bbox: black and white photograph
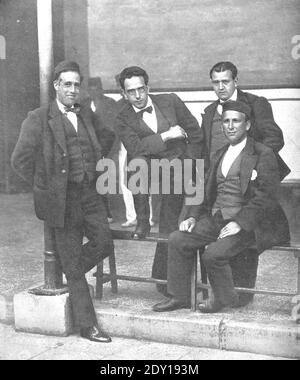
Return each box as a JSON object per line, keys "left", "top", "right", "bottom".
{"left": 0, "top": 0, "right": 299, "bottom": 362}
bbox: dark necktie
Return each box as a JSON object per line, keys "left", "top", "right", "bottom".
{"left": 64, "top": 103, "right": 81, "bottom": 115}
{"left": 138, "top": 106, "right": 153, "bottom": 117}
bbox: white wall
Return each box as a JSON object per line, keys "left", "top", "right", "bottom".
{"left": 108, "top": 88, "right": 300, "bottom": 180}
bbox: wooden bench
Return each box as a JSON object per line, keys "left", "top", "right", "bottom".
{"left": 95, "top": 229, "right": 208, "bottom": 307}
{"left": 95, "top": 229, "right": 300, "bottom": 314}
{"left": 191, "top": 243, "right": 300, "bottom": 311}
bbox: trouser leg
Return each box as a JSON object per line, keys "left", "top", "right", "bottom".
{"left": 54, "top": 183, "right": 114, "bottom": 329}
{"left": 101, "top": 194, "right": 112, "bottom": 219}
{"left": 202, "top": 231, "right": 255, "bottom": 305}
{"left": 167, "top": 215, "right": 223, "bottom": 300}
{"left": 54, "top": 225, "right": 98, "bottom": 329}
{"left": 230, "top": 248, "right": 259, "bottom": 305}
{"left": 133, "top": 193, "right": 150, "bottom": 224}
{"left": 81, "top": 185, "right": 114, "bottom": 273}
{"left": 151, "top": 193, "right": 184, "bottom": 279}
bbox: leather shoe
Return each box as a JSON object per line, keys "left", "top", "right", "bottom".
{"left": 132, "top": 222, "right": 151, "bottom": 239}
{"left": 80, "top": 325, "right": 112, "bottom": 343}
{"left": 198, "top": 296, "right": 239, "bottom": 314}
{"left": 198, "top": 298, "right": 224, "bottom": 314}
{"left": 153, "top": 297, "right": 190, "bottom": 312}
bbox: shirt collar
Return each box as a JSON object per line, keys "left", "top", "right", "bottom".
{"left": 220, "top": 89, "right": 238, "bottom": 104}
{"left": 227, "top": 137, "right": 247, "bottom": 153}
{"left": 56, "top": 99, "right": 67, "bottom": 114}
{"left": 133, "top": 97, "right": 153, "bottom": 114}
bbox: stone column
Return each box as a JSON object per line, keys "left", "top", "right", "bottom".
{"left": 37, "top": 0, "right": 53, "bottom": 106}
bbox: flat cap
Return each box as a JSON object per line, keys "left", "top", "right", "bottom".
{"left": 54, "top": 60, "right": 81, "bottom": 80}
{"left": 88, "top": 77, "right": 103, "bottom": 87}
{"left": 222, "top": 100, "right": 251, "bottom": 119}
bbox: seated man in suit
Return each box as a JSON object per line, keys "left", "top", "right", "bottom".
{"left": 114, "top": 66, "right": 204, "bottom": 285}
{"left": 153, "top": 100, "right": 290, "bottom": 313}
{"left": 203, "top": 61, "right": 291, "bottom": 306}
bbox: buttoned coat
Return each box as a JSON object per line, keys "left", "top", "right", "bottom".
{"left": 185, "top": 137, "right": 290, "bottom": 253}
{"left": 11, "top": 101, "right": 114, "bottom": 228}
{"left": 201, "top": 88, "right": 290, "bottom": 180}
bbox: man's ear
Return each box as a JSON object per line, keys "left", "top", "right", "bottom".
{"left": 246, "top": 120, "right": 251, "bottom": 131}
{"left": 53, "top": 80, "right": 59, "bottom": 91}
{"left": 122, "top": 89, "right": 128, "bottom": 101}
{"left": 234, "top": 76, "right": 238, "bottom": 87}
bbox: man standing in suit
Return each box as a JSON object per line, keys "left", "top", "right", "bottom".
{"left": 153, "top": 101, "right": 290, "bottom": 313}
{"left": 114, "top": 66, "right": 204, "bottom": 287}
{"left": 202, "top": 61, "right": 290, "bottom": 306}
{"left": 11, "top": 61, "right": 114, "bottom": 343}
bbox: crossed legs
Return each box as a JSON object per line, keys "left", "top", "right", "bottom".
{"left": 153, "top": 212, "right": 255, "bottom": 312}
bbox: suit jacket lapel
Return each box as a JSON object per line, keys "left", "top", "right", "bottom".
{"left": 48, "top": 101, "right": 67, "bottom": 154}
{"left": 202, "top": 101, "right": 218, "bottom": 153}
{"left": 150, "top": 95, "right": 173, "bottom": 130}
{"left": 79, "top": 107, "right": 103, "bottom": 160}
{"left": 240, "top": 138, "right": 258, "bottom": 195}
{"left": 124, "top": 102, "right": 156, "bottom": 135}
{"left": 206, "top": 144, "right": 229, "bottom": 205}
{"left": 237, "top": 89, "right": 250, "bottom": 105}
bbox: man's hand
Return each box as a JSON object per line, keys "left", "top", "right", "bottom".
{"left": 179, "top": 217, "right": 196, "bottom": 233}
{"left": 218, "top": 221, "right": 241, "bottom": 239}
{"left": 161, "top": 125, "right": 188, "bottom": 142}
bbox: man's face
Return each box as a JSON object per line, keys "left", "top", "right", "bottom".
{"left": 222, "top": 110, "right": 250, "bottom": 145}
{"left": 54, "top": 71, "right": 81, "bottom": 107}
{"left": 211, "top": 70, "right": 237, "bottom": 101}
{"left": 122, "top": 76, "right": 149, "bottom": 109}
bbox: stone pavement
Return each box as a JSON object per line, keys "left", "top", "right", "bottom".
{"left": 0, "top": 324, "right": 292, "bottom": 360}
{"left": 0, "top": 193, "right": 300, "bottom": 360}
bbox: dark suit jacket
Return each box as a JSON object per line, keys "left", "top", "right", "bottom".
{"left": 185, "top": 137, "right": 290, "bottom": 253}
{"left": 114, "top": 93, "right": 204, "bottom": 161}
{"left": 201, "top": 88, "right": 290, "bottom": 180}
{"left": 11, "top": 101, "right": 114, "bottom": 228}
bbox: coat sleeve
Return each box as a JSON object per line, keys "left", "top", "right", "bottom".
{"left": 114, "top": 113, "right": 167, "bottom": 158}
{"left": 234, "top": 149, "right": 281, "bottom": 232}
{"left": 251, "top": 96, "right": 284, "bottom": 153}
{"left": 172, "top": 93, "right": 205, "bottom": 159}
{"left": 11, "top": 111, "right": 42, "bottom": 186}
{"left": 92, "top": 111, "right": 116, "bottom": 158}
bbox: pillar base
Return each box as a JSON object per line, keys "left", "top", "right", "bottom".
{"left": 14, "top": 291, "right": 73, "bottom": 336}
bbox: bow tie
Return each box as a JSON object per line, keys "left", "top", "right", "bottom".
{"left": 64, "top": 104, "right": 81, "bottom": 115}
{"left": 217, "top": 102, "right": 223, "bottom": 115}
{"left": 138, "top": 106, "right": 153, "bottom": 116}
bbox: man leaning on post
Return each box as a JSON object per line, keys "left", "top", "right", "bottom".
{"left": 11, "top": 60, "right": 115, "bottom": 343}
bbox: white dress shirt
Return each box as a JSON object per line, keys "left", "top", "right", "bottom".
{"left": 221, "top": 137, "right": 247, "bottom": 177}
{"left": 217, "top": 89, "right": 238, "bottom": 115}
{"left": 57, "top": 99, "right": 78, "bottom": 132}
{"left": 90, "top": 100, "right": 96, "bottom": 113}
{"left": 133, "top": 98, "right": 158, "bottom": 133}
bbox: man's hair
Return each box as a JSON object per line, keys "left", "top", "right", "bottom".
{"left": 119, "top": 66, "right": 149, "bottom": 90}
{"left": 53, "top": 60, "right": 83, "bottom": 82}
{"left": 209, "top": 61, "right": 238, "bottom": 80}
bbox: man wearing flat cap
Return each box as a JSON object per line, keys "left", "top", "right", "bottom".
{"left": 11, "top": 60, "right": 115, "bottom": 342}
{"left": 152, "top": 100, "right": 290, "bottom": 313}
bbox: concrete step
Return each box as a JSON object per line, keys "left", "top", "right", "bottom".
{"left": 4, "top": 279, "right": 300, "bottom": 359}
